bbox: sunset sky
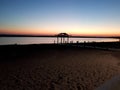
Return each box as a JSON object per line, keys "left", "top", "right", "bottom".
{"left": 0, "top": 0, "right": 120, "bottom": 36}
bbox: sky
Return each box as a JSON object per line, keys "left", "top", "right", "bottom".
{"left": 0, "top": 0, "right": 120, "bottom": 36}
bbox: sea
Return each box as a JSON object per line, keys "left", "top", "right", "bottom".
{"left": 0, "top": 37, "right": 119, "bottom": 45}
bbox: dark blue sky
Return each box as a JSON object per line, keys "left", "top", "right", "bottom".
{"left": 0, "top": 0, "right": 120, "bottom": 36}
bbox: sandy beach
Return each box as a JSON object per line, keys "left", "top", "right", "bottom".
{"left": 0, "top": 45, "right": 120, "bottom": 90}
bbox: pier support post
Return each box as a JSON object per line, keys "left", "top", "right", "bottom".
{"left": 57, "top": 33, "right": 69, "bottom": 44}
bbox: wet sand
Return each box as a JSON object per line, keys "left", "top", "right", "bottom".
{"left": 0, "top": 45, "right": 120, "bottom": 90}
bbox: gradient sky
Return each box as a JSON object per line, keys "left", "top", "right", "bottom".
{"left": 0, "top": 0, "right": 120, "bottom": 36}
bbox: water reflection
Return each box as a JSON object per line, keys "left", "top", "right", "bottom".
{"left": 0, "top": 37, "right": 119, "bottom": 45}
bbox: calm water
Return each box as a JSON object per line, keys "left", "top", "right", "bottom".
{"left": 0, "top": 37, "right": 119, "bottom": 45}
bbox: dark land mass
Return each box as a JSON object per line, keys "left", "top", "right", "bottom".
{"left": 0, "top": 42, "right": 120, "bottom": 90}
{"left": 0, "top": 34, "right": 120, "bottom": 39}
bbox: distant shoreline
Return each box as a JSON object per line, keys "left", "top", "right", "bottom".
{"left": 0, "top": 34, "right": 120, "bottom": 38}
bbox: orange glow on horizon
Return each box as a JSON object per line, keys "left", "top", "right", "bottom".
{"left": 1, "top": 28, "right": 120, "bottom": 37}
{"left": 0, "top": 24, "right": 120, "bottom": 37}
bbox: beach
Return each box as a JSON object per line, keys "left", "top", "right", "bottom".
{"left": 0, "top": 44, "right": 120, "bottom": 90}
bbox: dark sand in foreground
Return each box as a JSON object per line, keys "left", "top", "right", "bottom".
{"left": 0, "top": 45, "right": 120, "bottom": 90}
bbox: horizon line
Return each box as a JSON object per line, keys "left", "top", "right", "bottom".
{"left": 0, "top": 34, "right": 120, "bottom": 39}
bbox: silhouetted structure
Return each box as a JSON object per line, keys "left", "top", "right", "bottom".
{"left": 57, "top": 33, "right": 69, "bottom": 44}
